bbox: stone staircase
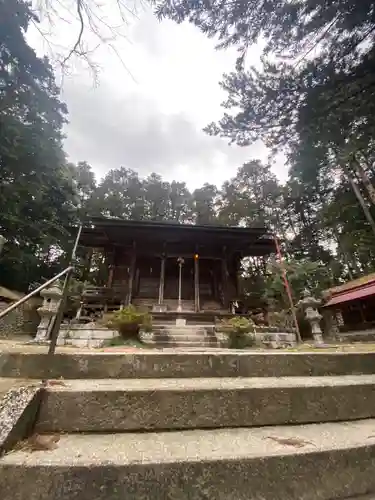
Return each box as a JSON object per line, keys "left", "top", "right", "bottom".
{"left": 163, "top": 298, "right": 195, "bottom": 311}
{"left": 143, "top": 322, "right": 218, "bottom": 347}
{"left": 2, "top": 350, "right": 375, "bottom": 498}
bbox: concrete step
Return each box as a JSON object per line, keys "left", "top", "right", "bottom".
{"left": 3, "top": 351, "right": 375, "bottom": 379}
{"left": 153, "top": 322, "right": 215, "bottom": 327}
{"left": 2, "top": 419, "right": 375, "bottom": 499}
{"left": 147, "top": 341, "right": 218, "bottom": 347}
{"left": 154, "top": 325, "right": 213, "bottom": 331}
{"left": 36, "top": 375, "right": 375, "bottom": 432}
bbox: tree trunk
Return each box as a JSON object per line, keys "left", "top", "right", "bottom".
{"left": 352, "top": 155, "right": 375, "bottom": 205}
{"left": 332, "top": 229, "right": 355, "bottom": 280}
{"left": 347, "top": 172, "right": 375, "bottom": 238}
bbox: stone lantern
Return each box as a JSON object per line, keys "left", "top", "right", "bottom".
{"left": 297, "top": 289, "right": 324, "bottom": 346}
{"left": 35, "top": 281, "right": 63, "bottom": 342}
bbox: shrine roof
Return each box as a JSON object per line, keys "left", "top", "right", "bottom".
{"left": 323, "top": 272, "right": 375, "bottom": 307}
{"left": 76, "top": 217, "right": 275, "bottom": 257}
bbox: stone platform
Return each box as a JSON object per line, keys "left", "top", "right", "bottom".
{"left": 2, "top": 351, "right": 375, "bottom": 378}
{"left": 2, "top": 350, "right": 375, "bottom": 499}
{"left": 36, "top": 319, "right": 297, "bottom": 349}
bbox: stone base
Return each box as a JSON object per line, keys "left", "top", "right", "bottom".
{"left": 152, "top": 305, "right": 168, "bottom": 313}
{"left": 215, "top": 329, "right": 297, "bottom": 349}
{"left": 35, "top": 324, "right": 119, "bottom": 348}
{"left": 255, "top": 331, "right": 297, "bottom": 349}
{"left": 58, "top": 324, "right": 118, "bottom": 348}
{"left": 338, "top": 328, "right": 375, "bottom": 343}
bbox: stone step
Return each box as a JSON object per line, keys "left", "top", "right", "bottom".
{"left": 152, "top": 321, "right": 215, "bottom": 327}
{"left": 2, "top": 419, "right": 375, "bottom": 499}
{"left": 145, "top": 341, "right": 218, "bottom": 348}
{"left": 156, "top": 327, "right": 206, "bottom": 334}
{"left": 148, "top": 341, "right": 217, "bottom": 347}
{"left": 3, "top": 351, "right": 375, "bottom": 379}
{"left": 36, "top": 375, "right": 375, "bottom": 432}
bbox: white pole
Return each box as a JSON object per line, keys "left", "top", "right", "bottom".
{"left": 177, "top": 257, "right": 183, "bottom": 312}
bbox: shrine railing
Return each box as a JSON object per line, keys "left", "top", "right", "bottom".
{"left": 0, "top": 266, "right": 72, "bottom": 354}
{"left": 0, "top": 267, "right": 72, "bottom": 322}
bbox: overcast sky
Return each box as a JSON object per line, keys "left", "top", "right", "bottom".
{"left": 29, "top": 1, "right": 287, "bottom": 189}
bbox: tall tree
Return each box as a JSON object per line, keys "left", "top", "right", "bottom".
{"left": 0, "top": 0, "right": 76, "bottom": 291}
{"left": 192, "top": 183, "right": 219, "bottom": 225}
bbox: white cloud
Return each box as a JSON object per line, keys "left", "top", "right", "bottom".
{"left": 29, "top": 1, "right": 288, "bottom": 189}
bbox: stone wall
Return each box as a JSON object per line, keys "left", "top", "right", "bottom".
{"left": 0, "top": 301, "right": 39, "bottom": 338}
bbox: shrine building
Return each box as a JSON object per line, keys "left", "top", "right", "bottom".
{"left": 77, "top": 217, "right": 275, "bottom": 319}
{"left": 322, "top": 273, "right": 375, "bottom": 340}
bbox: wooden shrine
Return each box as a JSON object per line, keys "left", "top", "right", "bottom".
{"left": 76, "top": 218, "right": 275, "bottom": 319}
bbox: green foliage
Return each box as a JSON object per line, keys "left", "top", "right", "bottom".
{"left": 102, "top": 306, "right": 152, "bottom": 339}
{"left": 267, "top": 311, "right": 295, "bottom": 331}
{"left": 153, "top": 0, "right": 375, "bottom": 281}
{"left": 0, "top": 0, "right": 76, "bottom": 291}
{"left": 4, "top": 0, "right": 375, "bottom": 312}
{"left": 218, "top": 316, "right": 255, "bottom": 349}
{"left": 264, "top": 258, "right": 333, "bottom": 307}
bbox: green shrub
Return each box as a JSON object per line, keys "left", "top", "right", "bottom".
{"left": 217, "top": 316, "right": 255, "bottom": 349}
{"left": 101, "top": 305, "right": 152, "bottom": 340}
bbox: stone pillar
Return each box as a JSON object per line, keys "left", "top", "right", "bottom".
{"left": 35, "top": 282, "right": 63, "bottom": 342}
{"left": 194, "top": 254, "right": 200, "bottom": 312}
{"left": 297, "top": 289, "right": 324, "bottom": 346}
{"left": 321, "top": 308, "right": 339, "bottom": 339}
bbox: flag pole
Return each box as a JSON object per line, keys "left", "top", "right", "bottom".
{"left": 273, "top": 235, "right": 302, "bottom": 343}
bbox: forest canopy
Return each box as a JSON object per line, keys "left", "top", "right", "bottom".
{"left": 1, "top": 0, "right": 375, "bottom": 309}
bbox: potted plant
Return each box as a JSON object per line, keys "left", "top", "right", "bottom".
{"left": 216, "top": 316, "right": 255, "bottom": 349}
{"left": 101, "top": 305, "right": 152, "bottom": 340}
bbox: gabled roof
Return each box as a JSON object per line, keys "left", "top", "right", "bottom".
{"left": 76, "top": 217, "right": 275, "bottom": 257}
{"left": 323, "top": 273, "right": 375, "bottom": 307}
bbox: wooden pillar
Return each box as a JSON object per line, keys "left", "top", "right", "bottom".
{"left": 222, "top": 247, "right": 229, "bottom": 310}
{"left": 194, "top": 254, "right": 200, "bottom": 312}
{"left": 127, "top": 242, "right": 136, "bottom": 305}
{"left": 106, "top": 248, "right": 116, "bottom": 288}
{"left": 105, "top": 249, "right": 115, "bottom": 313}
{"left": 358, "top": 301, "right": 366, "bottom": 324}
{"left": 158, "top": 255, "right": 166, "bottom": 305}
{"left": 212, "top": 262, "right": 218, "bottom": 301}
{"left": 82, "top": 248, "right": 93, "bottom": 284}
{"left": 234, "top": 254, "right": 241, "bottom": 297}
